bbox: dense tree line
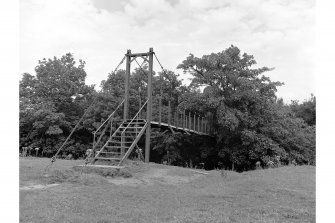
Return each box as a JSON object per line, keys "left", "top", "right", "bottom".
{"left": 19, "top": 46, "right": 315, "bottom": 171}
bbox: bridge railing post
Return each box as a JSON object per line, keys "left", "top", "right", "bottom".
{"left": 193, "top": 114, "right": 196, "bottom": 132}
{"left": 185, "top": 111, "right": 187, "bottom": 130}
{"left": 183, "top": 110, "right": 186, "bottom": 130}
{"left": 159, "top": 94, "right": 162, "bottom": 126}
{"left": 198, "top": 116, "right": 200, "bottom": 133}
{"left": 173, "top": 111, "right": 178, "bottom": 130}
{"left": 188, "top": 112, "right": 190, "bottom": 130}
{"left": 184, "top": 111, "right": 186, "bottom": 129}
{"left": 168, "top": 101, "right": 171, "bottom": 127}
{"left": 177, "top": 111, "right": 179, "bottom": 129}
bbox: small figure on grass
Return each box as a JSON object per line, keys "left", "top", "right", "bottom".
{"left": 22, "top": 147, "right": 28, "bottom": 157}
{"left": 292, "top": 159, "right": 297, "bottom": 166}
{"left": 136, "top": 148, "right": 144, "bottom": 161}
{"left": 27, "top": 146, "right": 33, "bottom": 156}
{"left": 35, "top": 147, "right": 40, "bottom": 157}
{"left": 274, "top": 155, "right": 281, "bottom": 167}
{"left": 267, "top": 160, "right": 275, "bottom": 168}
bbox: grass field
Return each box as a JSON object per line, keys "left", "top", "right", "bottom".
{"left": 19, "top": 157, "right": 315, "bottom": 223}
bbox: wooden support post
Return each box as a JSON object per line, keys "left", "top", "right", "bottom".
{"left": 124, "top": 49, "right": 131, "bottom": 120}
{"left": 168, "top": 101, "right": 171, "bottom": 127}
{"left": 201, "top": 117, "right": 203, "bottom": 133}
{"left": 205, "top": 121, "right": 207, "bottom": 134}
{"left": 145, "top": 48, "right": 154, "bottom": 163}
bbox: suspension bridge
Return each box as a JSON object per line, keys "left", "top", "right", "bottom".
{"left": 48, "top": 48, "right": 214, "bottom": 170}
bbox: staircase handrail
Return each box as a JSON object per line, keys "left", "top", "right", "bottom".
{"left": 121, "top": 99, "right": 149, "bottom": 135}
{"left": 94, "top": 98, "right": 125, "bottom": 134}
{"left": 92, "top": 99, "right": 125, "bottom": 152}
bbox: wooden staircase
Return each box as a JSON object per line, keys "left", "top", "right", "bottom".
{"left": 89, "top": 99, "right": 149, "bottom": 167}
{"left": 91, "top": 119, "right": 147, "bottom": 166}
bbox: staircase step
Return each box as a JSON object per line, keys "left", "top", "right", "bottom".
{"left": 109, "top": 140, "right": 134, "bottom": 143}
{"left": 95, "top": 157, "right": 121, "bottom": 161}
{"left": 118, "top": 127, "right": 143, "bottom": 129}
{"left": 122, "top": 122, "right": 146, "bottom": 125}
{"left": 112, "top": 135, "right": 136, "bottom": 137}
{"left": 105, "top": 145, "right": 128, "bottom": 149}
{"left": 108, "top": 140, "right": 133, "bottom": 143}
{"left": 114, "top": 132, "right": 140, "bottom": 134}
{"left": 125, "top": 119, "right": 146, "bottom": 121}
{"left": 98, "top": 151, "right": 121, "bottom": 155}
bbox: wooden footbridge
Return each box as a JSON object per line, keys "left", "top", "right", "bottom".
{"left": 86, "top": 48, "right": 214, "bottom": 167}
{"left": 48, "top": 48, "right": 213, "bottom": 169}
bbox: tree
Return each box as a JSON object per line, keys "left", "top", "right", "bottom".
{"left": 290, "top": 94, "right": 316, "bottom": 126}
{"left": 177, "top": 45, "right": 314, "bottom": 170}
{"left": 19, "top": 53, "right": 95, "bottom": 157}
{"left": 19, "top": 47, "right": 315, "bottom": 169}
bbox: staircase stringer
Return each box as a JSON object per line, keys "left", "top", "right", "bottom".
{"left": 91, "top": 120, "right": 127, "bottom": 164}
{"left": 118, "top": 122, "right": 148, "bottom": 166}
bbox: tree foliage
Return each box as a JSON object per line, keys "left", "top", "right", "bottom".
{"left": 290, "top": 94, "right": 316, "bottom": 126}
{"left": 177, "top": 45, "right": 315, "bottom": 170}
{"left": 19, "top": 53, "right": 95, "bottom": 157}
{"left": 19, "top": 47, "right": 315, "bottom": 171}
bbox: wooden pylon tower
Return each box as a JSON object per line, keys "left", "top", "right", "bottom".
{"left": 123, "top": 48, "right": 154, "bottom": 163}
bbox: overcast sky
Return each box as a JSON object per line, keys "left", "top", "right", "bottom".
{"left": 20, "top": 0, "right": 315, "bottom": 102}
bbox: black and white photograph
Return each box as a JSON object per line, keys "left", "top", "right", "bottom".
{"left": 4, "top": 0, "right": 335, "bottom": 222}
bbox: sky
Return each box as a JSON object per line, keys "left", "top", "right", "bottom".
{"left": 19, "top": 0, "right": 315, "bottom": 103}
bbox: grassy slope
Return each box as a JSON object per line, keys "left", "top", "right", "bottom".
{"left": 20, "top": 158, "right": 315, "bottom": 223}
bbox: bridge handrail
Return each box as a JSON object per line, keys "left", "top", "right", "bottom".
{"left": 92, "top": 99, "right": 125, "bottom": 150}
{"left": 121, "top": 99, "right": 149, "bottom": 135}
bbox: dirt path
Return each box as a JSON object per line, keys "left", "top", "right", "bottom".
{"left": 20, "top": 183, "right": 60, "bottom": 191}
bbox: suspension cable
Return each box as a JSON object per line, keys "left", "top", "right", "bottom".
{"left": 134, "top": 57, "right": 148, "bottom": 76}
{"left": 44, "top": 55, "right": 126, "bottom": 171}
{"left": 153, "top": 53, "right": 169, "bottom": 76}
{"left": 46, "top": 102, "right": 96, "bottom": 164}
{"left": 112, "top": 56, "right": 126, "bottom": 75}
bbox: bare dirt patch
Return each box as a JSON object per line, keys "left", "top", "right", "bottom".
{"left": 107, "top": 164, "right": 207, "bottom": 186}
{"left": 20, "top": 183, "right": 60, "bottom": 191}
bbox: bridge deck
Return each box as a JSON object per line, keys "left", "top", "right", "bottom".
{"left": 150, "top": 121, "right": 211, "bottom": 136}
